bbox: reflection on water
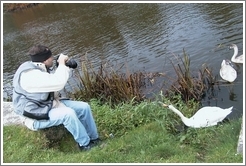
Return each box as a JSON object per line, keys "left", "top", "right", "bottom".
{"left": 229, "top": 90, "right": 237, "bottom": 101}
{"left": 2, "top": 3, "right": 244, "bottom": 119}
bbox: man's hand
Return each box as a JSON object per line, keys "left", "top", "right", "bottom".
{"left": 57, "top": 53, "right": 68, "bottom": 66}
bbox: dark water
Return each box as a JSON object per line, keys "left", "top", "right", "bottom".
{"left": 2, "top": 3, "right": 244, "bottom": 119}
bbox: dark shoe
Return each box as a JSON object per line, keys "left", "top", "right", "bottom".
{"left": 78, "top": 139, "right": 100, "bottom": 151}
{"left": 78, "top": 143, "right": 92, "bottom": 151}
{"left": 90, "top": 138, "right": 101, "bottom": 145}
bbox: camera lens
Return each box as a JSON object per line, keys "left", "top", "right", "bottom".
{"left": 55, "top": 55, "right": 77, "bottom": 69}
{"left": 65, "top": 59, "right": 77, "bottom": 69}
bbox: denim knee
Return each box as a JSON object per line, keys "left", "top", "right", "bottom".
{"left": 62, "top": 108, "right": 78, "bottom": 122}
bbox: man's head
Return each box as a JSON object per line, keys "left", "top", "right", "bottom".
{"left": 28, "top": 45, "right": 54, "bottom": 68}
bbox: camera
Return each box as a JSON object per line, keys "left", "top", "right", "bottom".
{"left": 56, "top": 54, "right": 77, "bottom": 69}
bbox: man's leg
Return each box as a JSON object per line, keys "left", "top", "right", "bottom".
{"left": 60, "top": 99, "right": 99, "bottom": 140}
{"left": 32, "top": 106, "right": 90, "bottom": 147}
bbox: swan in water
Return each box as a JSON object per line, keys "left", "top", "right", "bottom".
{"left": 220, "top": 59, "right": 237, "bottom": 82}
{"left": 229, "top": 44, "right": 243, "bottom": 64}
{"left": 160, "top": 102, "right": 233, "bottom": 128}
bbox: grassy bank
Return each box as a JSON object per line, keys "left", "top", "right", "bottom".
{"left": 3, "top": 98, "right": 243, "bottom": 163}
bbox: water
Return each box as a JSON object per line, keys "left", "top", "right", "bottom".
{"left": 2, "top": 3, "right": 244, "bottom": 119}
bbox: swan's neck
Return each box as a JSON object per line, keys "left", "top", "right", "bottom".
{"left": 168, "top": 105, "right": 189, "bottom": 122}
{"left": 231, "top": 46, "right": 238, "bottom": 61}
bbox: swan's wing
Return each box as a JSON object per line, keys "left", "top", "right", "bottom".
{"left": 193, "top": 107, "right": 232, "bottom": 117}
{"left": 190, "top": 107, "right": 232, "bottom": 127}
{"left": 235, "top": 55, "right": 244, "bottom": 63}
{"left": 220, "top": 64, "right": 237, "bottom": 82}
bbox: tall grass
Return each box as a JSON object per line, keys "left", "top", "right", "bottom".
{"left": 69, "top": 54, "right": 152, "bottom": 105}
{"left": 68, "top": 50, "right": 218, "bottom": 107}
{"left": 165, "top": 49, "right": 218, "bottom": 103}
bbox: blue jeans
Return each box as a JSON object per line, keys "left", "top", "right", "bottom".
{"left": 33, "top": 99, "right": 99, "bottom": 146}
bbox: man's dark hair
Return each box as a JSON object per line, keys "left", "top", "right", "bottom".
{"left": 28, "top": 45, "right": 52, "bottom": 62}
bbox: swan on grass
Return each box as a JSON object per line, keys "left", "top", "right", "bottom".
{"left": 220, "top": 59, "right": 237, "bottom": 82}
{"left": 160, "top": 102, "right": 233, "bottom": 128}
{"left": 229, "top": 44, "right": 243, "bottom": 64}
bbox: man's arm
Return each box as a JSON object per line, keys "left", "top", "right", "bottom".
{"left": 20, "top": 64, "right": 70, "bottom": 93}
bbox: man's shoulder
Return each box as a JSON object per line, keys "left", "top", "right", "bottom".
{"left": 19, "top": 61, "right": 45, "bottom": 71}
{"left": 19, "top": 61, "right": 34, "bottom": 68}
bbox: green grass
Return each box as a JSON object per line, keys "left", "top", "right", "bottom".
{"left": 3, "top": 99, "right": 243, "bottom": 163}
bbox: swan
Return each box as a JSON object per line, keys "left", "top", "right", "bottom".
{"left": 229, "top": 44, "right": 243, "bottom": 64}
{"left": 219, "top": 59, "right": 237, "bottom": 82}
{"left": 160, "top": 102, "right": 233, "bottom": 128}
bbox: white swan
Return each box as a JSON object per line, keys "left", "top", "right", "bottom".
{"left": 229, "top": 44, "right": 243, "bottom": 64}
{"left": 220, "top": 59, "right": 237, "bottom": 82}
{"left": 160, "top": 103, "right": 233, "bottom": 128}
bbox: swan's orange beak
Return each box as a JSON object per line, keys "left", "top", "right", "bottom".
{"left": 158, "top": 101, "right": 168, "bottom": 107}
{"left": 162, "top": 103, "right": 168, "bottom": 107}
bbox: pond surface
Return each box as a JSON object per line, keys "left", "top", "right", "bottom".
{"left": 2, "top": 3, "right": 244, "bottom": 119}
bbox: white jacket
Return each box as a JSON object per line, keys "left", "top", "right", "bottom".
{"left": 20, "top": 62, "right": 71, "bottom": 108}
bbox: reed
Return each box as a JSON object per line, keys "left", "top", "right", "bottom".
{"left": 71, "top": 54, "right": 147, "bottom": 105}
{"left": 69, "top": 50, "right": 218, "bottom": 105}
{"left": 164, "top": 49, "right": 217, "bottom": 103}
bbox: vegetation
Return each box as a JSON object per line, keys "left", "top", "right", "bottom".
{"left": 165, "top": 49, "right": 218, "bottom": 103}
{"left": 65, "top": 50, "right": 217, "bottom": 106}
{"left": 68, "top": 54, "right": 148, "bottom": 104}
{"left": 3, "top": 3, "right": 39, "bottom": 12}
